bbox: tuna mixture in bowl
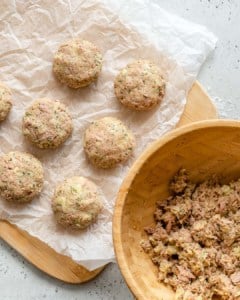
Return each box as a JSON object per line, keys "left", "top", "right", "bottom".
{"left": 113, "top": 120, "right": 240, "bottom": 300}
{"left": 141, "top": 169, "right": 240, "bottom": 300}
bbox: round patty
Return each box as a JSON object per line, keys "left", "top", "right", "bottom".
{"left": 22, "top": 98, "right": 73, "bottom": 149}
{"left": 53, "top": 38, "right": 103, "bottom": 88}
{"left": 0, "top": 81, "right": 12, "bottom": 122}
{"left": 52, "top": 176, "right": 103, "bottom": 230}
{"left": 0, "top": 151, "right": 44, "bottom": 203}
{"left": 114, "top": 60, "right": 165, "bottom": 111}
{"left": 83, "top": 117, "right": 135, "bottom": 169}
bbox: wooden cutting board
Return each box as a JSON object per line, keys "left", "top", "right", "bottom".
{"left": 0, "top": 82, "right": 217, "bottom": 284}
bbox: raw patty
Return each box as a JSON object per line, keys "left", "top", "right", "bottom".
{"left": 53, "top": 38, "right": 103, "bottom": 88}
{"left": 141, "top": 169, "right": 240, "bottom": 300}
{"left": 52, "top": 176, "right": 103, "bottom": 230}
{"left": 0, "top": 81, "right": 12, "bottom": 122}
{"left": 83, "top": 117, "right": 135, "bottom": 169}
{"left": 114, "top": 60, "right": 165, "bottom": 111}
{"left": 0, "top": 151, "right": 44, "bottom": 203}
{"left": 22, "top": 98, "right": 73, "bottom": 149}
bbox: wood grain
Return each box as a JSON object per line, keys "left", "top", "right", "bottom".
{"left": 113, "top": 120, "right": 240, "bottom": 300}
{"left": 178, "top": 82, "right": 217, "bottom": 126}
{"left": 0, "top": 82, "right": 217, "bottom": 284}
{"left": 0, "top": 220, "right": 104, "bottom": 283}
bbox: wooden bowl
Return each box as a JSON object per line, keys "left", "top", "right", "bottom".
{"left": 113, "top": 119, "right": 240, "bottom": 300}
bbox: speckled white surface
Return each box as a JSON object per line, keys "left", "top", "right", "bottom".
{"left": 0, "top": 0, "right": 240, "bottom": 299}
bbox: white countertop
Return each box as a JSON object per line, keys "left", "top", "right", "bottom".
{"left": 1, "top": 0, "right": 240, "bottom": 299}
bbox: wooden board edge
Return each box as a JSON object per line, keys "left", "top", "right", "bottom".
{"left": 177, "top": 81, "right": 218, "bottom": 127}
{"left": 0, "top": 220, "right": 105, "bottom": 284}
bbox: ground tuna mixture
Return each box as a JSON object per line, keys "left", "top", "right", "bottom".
{"left": 141, "top": 169, "right": 240, "bottom": 300}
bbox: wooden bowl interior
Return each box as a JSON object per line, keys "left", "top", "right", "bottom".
{"left": 119, "top": 123, "right": 240, "bottom": 300}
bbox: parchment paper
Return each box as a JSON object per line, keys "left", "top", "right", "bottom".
{"left": 0, "top": 0, "right": 217, "bottom": 270}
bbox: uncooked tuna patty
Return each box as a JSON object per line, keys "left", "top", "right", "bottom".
{"left": 0, "top": 151, "right": 44, "bottom": 203}
{"left": 52, "top": 176, "right": 103, "bottom": 230}
{"left": 22, "top": 98, "right": 73, "bottom": 149}
{"left": 0, "top": 81, "right": 12, "bottom": 122}
{"left": 114, "top": 60, "right": 165, "bottom": 111}
{"left": 53, "top": 38, "right": 103, "bottom": 88}
{"left": 83, "top": 117, "right": 135, "bottom": 169}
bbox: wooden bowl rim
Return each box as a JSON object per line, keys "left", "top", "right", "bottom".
{"left": 113, "top": 119, "right": 240, "bottom": 299}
